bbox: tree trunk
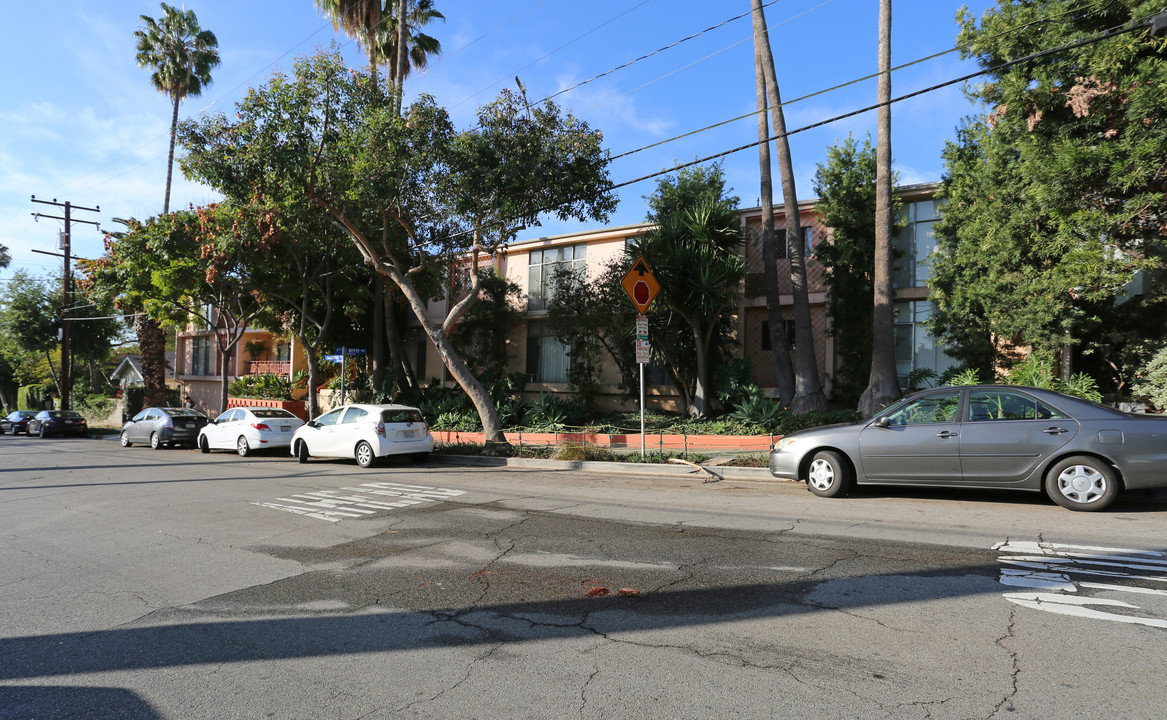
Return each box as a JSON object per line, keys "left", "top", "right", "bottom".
{"left": 751, "top": 21, "right": 796, "bottom": 407}
{"left": 378, "top": 264, "right": 507, "bottom": 446}
{"left": 385, "top": 289, "right": 417, "bottom": 390}
{"left": 218, "top": 346, "right": 232, "bottom": 415}
{"left": 302, "top": 339, "right": 323, "bottom": 418}
{"left": 136, "top": 314, "right": 169, "bottom": 407}
{"left": 751, "top": 0, "right": 827, "bottom": 414}
{"left": 371, "top": 275, "right": 386, "bottom": 395}
{"left": 859, "top": 0, "right": 903, "bottom": 417}
{"left": 394, "top": 0, "right": 408, "bottom": 114}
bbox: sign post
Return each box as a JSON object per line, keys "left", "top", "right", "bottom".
{"left": 326, "top": 347, "right": 366, "bottom": 405}
{"left": 621, "top": 257, "right": 661, "bottom": 457}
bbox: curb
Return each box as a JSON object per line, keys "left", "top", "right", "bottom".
{"left": 431, "top": 453, "right": 780, "bottom": 482}
{"left": 430, "top": 454, "right": 1167, "bottom": 503}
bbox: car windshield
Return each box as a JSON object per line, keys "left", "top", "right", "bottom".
{"left": 381, "top": 409, "right": 424, "bottom": 424}
{"left": 252, "top": 409, "right": 297, "bottom": 418}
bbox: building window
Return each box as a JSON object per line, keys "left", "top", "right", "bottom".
{"left": 527, "top": 245, "right": 586, "bottom": 312}
{"left": 191, "top": 336, "right": 212, "bottom": 376}
{"left": 777, "top": 226, "right": 814, "bottom": 259}
{"left": 893, "top": 199, "right": 939, "bottom": 288}
{"left": 893, "top": 301, "right": 958, "bottom": 385}
{"left": 525, "top": 321, "right": 570, "bottom": 383}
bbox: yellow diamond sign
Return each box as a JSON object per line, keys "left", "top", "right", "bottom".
{"left": 621, "top": 256, "right": 660, "bottom": 314}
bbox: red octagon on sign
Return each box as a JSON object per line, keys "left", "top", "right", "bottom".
{"left": 620, "top": 256, "right": 660, "bottom": 313}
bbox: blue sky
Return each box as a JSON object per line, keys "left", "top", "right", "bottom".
{"left": 0, "top": 0, "right": 997, "bottom": 286}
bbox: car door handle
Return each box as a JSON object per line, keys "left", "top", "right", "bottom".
{"left": 1043, "top": 427, "right": 1069, "bottom": 435}
{"left": 936, "top": 431, "right": 959, "bottom": 439}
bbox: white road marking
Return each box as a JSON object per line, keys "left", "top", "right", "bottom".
{"left": 995, "top": 541, "right": 1167, "bottom": 629}
{"left": 253, "top": 482, "right": 466, "bottom": 522}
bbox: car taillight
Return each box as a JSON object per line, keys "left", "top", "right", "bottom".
{"left": 375, "top": 421, "right": 386, "bottom": 437}
{"left": 163, "top": 420, "right": 173, "bottom": 430}
{"left": 252, "top": 423, "right": 271, "bottom": 432}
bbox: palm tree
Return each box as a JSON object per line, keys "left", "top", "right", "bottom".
{"left": 859, "top": 0, "right": 902, "bottom": 416}
{"left": 375, "top": 0, "right": 443, "bottom": 96}
{"left": 133, "top": 3, "right": 220, "bottom": 215}
{"left": 0, "top": 243, "right": 10, "bottom": 269}
{"left": 133, "top": 4, "right": 219, "bottom": 408}
{"left": 315, "top": 0, "right": 385, "bottom": 84}
{"left": 750, "top": 0, "right": 827, "bottom": 413}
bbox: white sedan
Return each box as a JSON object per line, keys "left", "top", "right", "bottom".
{"left": 198, "top": 407, "right": 305, "bottom": 456}
{"left": 291, "top": 403, "right": 434, "bottom": 468}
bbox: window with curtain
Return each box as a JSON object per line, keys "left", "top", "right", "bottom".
{"left": 527, "top": 245, "right": 587, "bottom": 311}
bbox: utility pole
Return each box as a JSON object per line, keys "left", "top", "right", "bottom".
{"left": 30, "top": 196, "right": 101, "bottom": 412}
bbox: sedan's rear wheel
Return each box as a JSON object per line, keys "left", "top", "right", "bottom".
{"left": 237, "top": 436, "right": 251, "bottom": 457}
{"left": 150, "top": 432, "right": 162, "bottom": 450}
{"left": 296, "top": 440, "right": 309, "bottom": 464}
{"left": 355, "top": 441, "right": 376, "bottom": 468}
{"left": 38, "top": 424, "right": 48, "bottom": 439}
{"left": 120, "top": 430, "right": 132, "bottom": 447}
{"left": 199, "top": 435, "right": 210, "bottom": 454}
{"left": 805, "top": 450, "right": 853, "bottom": 498}
{"left": 1045, "top": 455, "right": 1119, "bottom": 512}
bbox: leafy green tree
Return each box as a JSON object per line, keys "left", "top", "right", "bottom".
{"left": 634, "top": 166, "right": 744, "bottom": 417}
{"left": 0, "top": 243, "right": 10, "bottom": 268}
{"left": 85, "top": 206, "right": 270, "bottom": 413}
{"left": 545, "top": 257, "right": 639, "bottom": 407}
{"left": 1, "top": 271, "right": 122, "bottom": 401}
{"left": 930, "top": 1, "right": 1166, "bottom": 376}
{"left": 813, "top": 134, "right": 902, "bottom": 406}
{"left": 244, "top": 191, "right": 368, "bottom": 418}
{"left": 178, "top": 50, "right": 615, "bottom": 444}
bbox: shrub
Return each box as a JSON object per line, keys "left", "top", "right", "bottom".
{"left": 229, "top": 373, "right": 294, "bottom": 400}
{"left": 1131, "top": 346, "right": 1167, "bottom": 412}
{"left": 17, "top": 384, "right": 48, "bottom": 410}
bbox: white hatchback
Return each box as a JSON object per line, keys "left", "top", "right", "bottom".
{"left": 199, "top": 407, "right": 305, "bottom": 456}
{"left": 291, "top": 403, "right": 434, "bottom": 468}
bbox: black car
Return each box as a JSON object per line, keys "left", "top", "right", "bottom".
{"left": 0, "top": 410, "right": 38, "bottom": 435}
{"left": 28, "top": 410, "right": 89, "bottom": 438}
{"left": 120, "top": 407, "right": 208, "bottom": 449}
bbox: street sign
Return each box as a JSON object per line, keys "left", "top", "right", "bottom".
{"left": 324, "top": 355, "right": 343, "bottom": 362}
{"left": 635, "top": 338, "right": 651, "bottom": 364}
{"left": 335, "top": 347, "right": 366, "bottom": 356}
{"left": 621, "top": 256, "right": 660, "bottom": 314}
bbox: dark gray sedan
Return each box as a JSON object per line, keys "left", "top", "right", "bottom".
{"left": 120, "top": 407, "right": 208, "bottom": 449}
{"left": 769, "top": 385, "right": 1167, "bottom": 511}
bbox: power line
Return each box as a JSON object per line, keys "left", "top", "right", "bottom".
{"left": 609, "top": 12, "right": 1158, "bottom": 191}
{"left": 537, "top": 0, "right": 783, "bottom": 106}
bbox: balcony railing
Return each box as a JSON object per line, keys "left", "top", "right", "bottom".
{"left": 247, "top": 361, "right": 291, "bottom": 375}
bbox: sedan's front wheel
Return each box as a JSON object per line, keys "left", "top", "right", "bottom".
{"left": 150, "top": 432, "right": 163, "bottom": 450}
{"left": 120, "top": 431, "right": 132, "bottom": 447}
{"left": 355, "top": 441, "right": 376, "bottom": 468}
{"left": 805, "top": 450, "right": 853, "bottom": 498}
{"left": 1045, "top": 455, "right": 1120, "bottom": 512}
{"left": 199, "top": 435, "right": 210, "bottom": 454}
{"left": 296, "top": 441, "right": 309, "bottom": 464}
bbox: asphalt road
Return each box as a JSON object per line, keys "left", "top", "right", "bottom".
{"left": 2, "top": 434, "right": 1165, "bottom": 719}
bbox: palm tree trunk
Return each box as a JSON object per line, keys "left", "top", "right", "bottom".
{"left": 751, "top": 0, "right": 826, "bottom": 413}
{"left": 751, "top": 23, "right": 796, "bottom": 407}
{"left": 394, "top": 0, "right": 408, "bottom": 114}
{"left": 859, "top": 0, "right": 902, "bottom": 417}
{"left": 164, "top": 95, "right": 180, "bottom": 214}
{"left": 136, "top": 314, "right": 169, "bottom": 407}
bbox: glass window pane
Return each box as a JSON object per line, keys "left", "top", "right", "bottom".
{"left": 886, "top": 390, "right": 961, "bottom": 425}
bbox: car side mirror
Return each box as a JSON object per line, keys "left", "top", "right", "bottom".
{"left": 307, "top": 420, "right": 318, "bottom": 428}
{"left": 873, "top": 416, "right": 890, "bottom": 428}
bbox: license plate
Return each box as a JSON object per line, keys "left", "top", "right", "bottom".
{"left": 184, "top": 423, "right": 194, "bottom": 429}
{"left": 400, "top": 430, "right": 416, "bottom": 439}
{"left": 280, "top": 426, "right": 291, "bottom": 433}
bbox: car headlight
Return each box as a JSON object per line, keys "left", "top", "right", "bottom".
{"left": 774, "top": 436, "right": 799, "bottom": 452}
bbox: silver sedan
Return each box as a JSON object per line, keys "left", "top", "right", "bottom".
{"left": 769, "top": 384, "right": 1167, "bottom": 511}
